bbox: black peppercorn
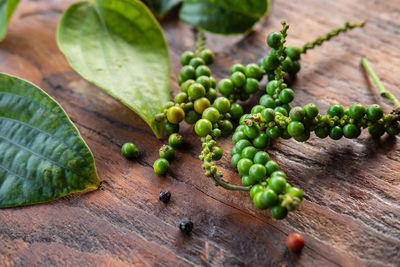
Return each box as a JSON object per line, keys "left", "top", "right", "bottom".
{"left": 159, "top": 189, "right": 171, "bottom": 203}
{"left": 179, "top": 218, "right": 193, "bottom": 234}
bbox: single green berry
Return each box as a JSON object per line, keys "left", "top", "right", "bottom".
{"left": 329, "top": 126, "right": 343, "bottom": 140}
{"left": 327, "top": 104, "right": 344, "bottom": 117}
{"left": 287, "top": 121, "right": 305, "bottom": 137}
{"left": 343, "top": 123, "right": 361, "bottom": 139}
{"left": 174, "top": 92, "right": 188, "bottom": 104}
{"left": 230, "top": 72, "right": 246, "bottom": 87}
{"left": 188, "top": 83, "right": 206, "bottom": 100}
{"left": 232, "top": 131, "right": 247, "bottom": 144}
{"left": 121, "top": 142, "right": 139, "bottom": 159}
{"left": 270, "top": 206, "right": 288, "bottom": 220}
{"left": 279, "top": 88, "right": 295, "bottom": 104}
{"left": 250, "top": 184, "right": 264, "bottom": 199}
{"left": 194, "top": 97, "right": 211, "bottom": 114}
{"left": 185, "top": 110, "right": 200, "bottom": 124}
{"left": 286, "top": 46, "right": 301, "bottom": 61}
{"left": 196, "top": 76, "right": 211, "bottom": 91}
{"left": 269, "top": 176, "right": 287, "bottom": 193}
{"left": 270, "top": 170, "right": 287, "bottom": 179}
{"left": 200, "top": 49, "right": 214, "bottom": 65}
{"left": 244, "top": 78, "right": 259, "bottom": 94}
{"left": 237, "top": 158, "right": 253, "bottom": 176}
{"left": 245, "top": 64, "right": 262, "bottom": 80}
{"left": 366, "top": 104, "right": 383, "bottom": 121}
{"left": 288, "top": 187, "right": 303, "bottom": 200}
{"left": 260, "top": 108, "right": 275, "bottom": 123}
{"left": 349, "top": 103, "right": 366, "bottom": 120}
{"left": 189, "top": 57, "right": 205, "bottom": 69}
{"left": 231, "top": 153, "right": 241, "bottom": 168}
{"left": 166, "top": 106, "right": 185, "bottom": 124}
{"left": 195, "top": 65, "right": 211, "bottom": 78}
{"left": 180, "top": 51, "right": 195, "bottom": 66}
{"left": 230, "top": 63, "right": 246, "bottom": 75}
{"left": 249, "top": 164, "right": 267, "bottom": 181}
{"left": 153, "top": 158, "right": 169, "bottom": 175}
{"left": 251, "top": 105, "right": 265, "bottom": 114}
{"left": 181, "top": 79, "right": 195, "bottom": 93}
{"left": 202, "top": 107, "right": 220, "bottom": 123}
{"left": 220, "top": 120, "right": 234, "bottom": 135}
{"left": 303, "top": 103, "right": 319, "bottom": 119}
{"left": 241, "top": 146, "right": 258, "bottom": 160}
{"left": 259, "top": 189, "right": 278, "bottom": 208}
{"left": 210, "top": 77, "right": 217, "bottom": 88}
{"left": 274, "top": 106, "right": 288, "bottom": 116}
{"left": 368, "top": 125, "right": 385, "bottom": 137}
{"left": 242, "top": 175, "right": 258, "bottom": 186}
{"left": 294, "top": 129, "right": 310, "bottom": 142}
{"left": 218, "top": 78, "right": 234, "bottom": 96}
{"left": 265, "top": 160, "right": 279, "bottom": 175}
{"left": 266, "top": 80, "right": 278, "bottom": 96}
{"left": 253, "top": 151, "right": 270, "bottom": 165}
{"left": 179, "top": 65, "right": 196, "bottom": 82}
{"left": 212, "top": 128, "right": 222, "bottom": 137}
{"left": 230, "top": 103, "right": 244, "bottom": 121}
{"left": 164, "top": 122, "right": 179, "bottom": 134}
{"left": 252, "top": 133, "right": 269, "bottom": 149}
{"left": 253, "top": 191, "right": 267, "bottom": 210}
{"left": 263, "top": 53, "right": 280, "bottom": 71}
{"left": 214, "top": 97, "right": 231, "bottom": 113}
{"left": 168, "top": 133, "right": 183, "bottom": 148}
{"left": 206, "top": 88, "right": 217, "bottom": 103}
{"left": 267, "top": 32, "right": 282, "bottom": 49}
{"left": 266, "top": 126, "right": 282, "bottom": 139}
{"left": 244, "top": 125, "right": 260, "bottom": 139}
{"left": 260, "top": 95, "right": 276, "bottom": 109}
{"left": 289, "top": 107, "right": 305, "bottom": 121}
{"left": 282, "top": 57, "right": 294, "bottom": 73}
{"left": 212, "top": 146, "right": 223, "bottom": 160}
{"left": 159, "top": 145, "right": 175, "bottom": 160}
{"left": 194, "top": 119, "right": 213, "bottom": 137}
{"left": 315, "top": 127, "right": 330, "bottom": 139}
{"left": 234, "top": 139, "right": 252, "bottom": 154}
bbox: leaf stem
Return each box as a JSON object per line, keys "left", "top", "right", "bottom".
{"left": 301, "top": 20, "right": 366, "bottom": 54}
{"left": 211, "top": 173, "right": 252, "bottom": 191}
{"left": 361, "top": 57, "right": 400, "bottom": 108}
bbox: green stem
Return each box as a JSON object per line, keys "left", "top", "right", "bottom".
{"left": 195, "top": 28, "right": 206, "bottom": 55}
{"left": 211, "top": 173, "right": 251, "bottom": 191}
{"left": 361, "top": 57, "right": 400, "bottom": 108}
{"left": 301, "top": 20, "right": 366, "bottom": 54}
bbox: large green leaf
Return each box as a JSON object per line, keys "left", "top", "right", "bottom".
{"left": 179, "top": 0, "right": 270, "bottom": 34}
{"left": 142, "top": 0, "right": 182, "bottom": 17}
{"left": 0, "top": 73, "right": 100, "bottom": 208}
{"left": 57, "top": 0, "right": 170, "bottom": 138}
{"left": 0, "top": 0, "right": 20, "bottom": 41}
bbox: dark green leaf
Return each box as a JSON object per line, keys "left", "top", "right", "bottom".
{"left": 57, "top": 0, "right": 171, "bottom": 138}
{"left": 0, "top": 73, "right": 100, "bottom": 208}
{"left": 179, "top": 0, "right": 270, "bottom": 34}
{"left": 0, "top": 0, "right": 20, "bottom": 41}
{"left": 142, "top": 0, "right": 182, "bottom": 17}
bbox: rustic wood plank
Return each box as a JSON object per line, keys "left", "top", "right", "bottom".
{"left": 0, "top": 0, "right": 399, "bottom": 266}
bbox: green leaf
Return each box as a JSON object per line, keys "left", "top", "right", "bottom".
{"left": 57, "top": 0, "right": 171, "bottom": 138}
{"left": 179, "top": 0, "right": 270, "bottom": 34}
{"left": 0, "top": 72, "right": 100, "bottom": 208}
{"left": 142, "top": 0, "right": 182, "bottom": 17}
{"left": 0, "top": 0, "right": 20, "bottom": 41}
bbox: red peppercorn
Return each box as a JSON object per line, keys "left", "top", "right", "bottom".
{"left": 286, "top": 232, "right": 305, "bottom": 252}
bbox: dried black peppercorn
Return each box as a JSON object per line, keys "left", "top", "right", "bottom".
{"left": 159, "top": 189, "right": 171, "bottom": 203}
{"left": 179, "top": 218, "right": 193, "bottom": 234}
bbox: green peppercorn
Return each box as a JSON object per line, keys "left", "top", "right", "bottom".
{"left": 245, "top": 64, "right": 262, "bottom": 80}
{"left": 260, "top": 108, "right": 275, "bottom": 123}
{"left": 271, "top": 170, "right": 287, "bottom": 179}
{"left": 286, "top": 46, "right": 301, "bottom": 61}
{"left": 168, "top": 133, "right": 183, "bottom": 148}
{"left": 202, "top": 107, "right": 220, "bottom": 123}
{"left": 266, "top": 80, "right": 278, "bottom": 96}
{"left": 368, "top": 125, "right": 385, "bottom": 137}
{"left": 194, "top": 119, "right": 213, "bottom": 137}
{"left": 232, "top": 131, "right": 247, "bottom": 144}
{"left": 294, "top": 129, "right": 310, "bottom": 142}
{"left": 282, "top": 57, "right": 294, "bottom": 73}
{"left": 234, "top": 139, "right": 252, "bottom": 154}
{"left": 315, "top": 126, "right": 330, "bottom": 139}
{"left": 241, "top": 146, "right": 258, "bottom": 160}
{"left": 263, "top": 53, "right": 280, "bottom": 71}
{"left": 121, "top": 142, "right": 139, "bottom": 159}
{"left": 181, "top": 79, "right": 195, "bottom": 93}
{"left": 287, "top": 121, "right": 305, "bottom": 137}
{"left": 250, "top": 184, "right": 264, "bottom": 199}
{"left": 220, "top": 120, "right": 234, "bottom": 135}
{"left": 267, "top": 32, "right": 282, "bottom": 49}
{"left": 212, "top": 146, "right": 223, "bottom": 160}
{"left": 274, "top": 106, "right": 288, "bottom": 116}
{"left": 366, "top": 104, "right": 383, "bottom": 121}
{"left": 189, "top": 57, "right": 205, "bottom": 68}
{"left": 279, "top": 88, "right": 294, "bottom": 104}
{"left": 188, "top": 83, "right": 206, "bottom": 100}
{"left": 214, "top": 97, "right": 231, "bottom": 113}
{"left": 266, "top": 126, "right": 282, "bottom": 139}
{"left": 289, "top": 107, "right": 305, "bottom": 121}
{"left": 218, "top": 78, "right": 234, "bottom": 96}
{"left": 230, "top": 72, "right": 246, "bottom": 87}
{"left": 329, "top": 126, "right": 343, "bottom": 140}
{"left": 258, "top": 189, "right": 278, "bottom": 209}
{"left": 244, "top": 78, "right": 259, "bottom": 94}
{"left": 230, "top": 103, "right": 244, "bottom": 121}
{"left": 303, "top": 103, "right": 319, "bottom": 119}
{"left": 343, "top": 123, "right": 361, "bottom": 139}
{"left": 231, "top": 153, "right": 241, "bottom": 168}
{"left": 179, "top": 65, "right": 196, "bottom": 81}
{"left": 265, "top": 160, "right": 279, "bottom": 175}
{"left": 252, "top": 133, "right": 269, "bottom": 149}
{"left": 196, "top": 76, "right": 211, "bottom": 91}
{"left": 327, "top": 104, "right": 344, "bottom": 117}
{"left": 249, "top": 164, "right": 267, "bottom": 181}
{"left": 269, "top": 176, "right": 287, "bottom": 193}
{"left": 288, "top": 187, "right": 303, "bottom": 200}
{"left": 166, "top": 106, "right": 185, "bottom": 124}
{"left": 253, "top": 151, "right": 270, "bottom": 165}
{"left": 212, "top": 128, "right": 222, "bottom": 137}
{"left": 386, "top": 123, "right": 400, "bottom": 135}
{"left": 237, "top": 158, "right": 253, "bottom": 176}
{"left": 159, "top": 145, "right": 175, "bottom": 160}
{"left": 230, "top": 63, "right": 246, "bottom": 75}
{"left": 260, "top": 95, "right": 276, "bottom": 109}
{"left": 195, "top": 65, "right": 211, "bottom": 78}
{"left": 270, "top": 205, "right": 288, "bottom": 219}
{"left": 194, "top": 97, "right": 211, "bottom": 114}
{"left": 242, "top": 175, "right": 258, "bottom": 186}
{"left": 174, "top": 92, "right": 188, "bottom": 104}
{"left": 244, "top": 125, "right": 260, "bottom": 139}
{"left": 153, "top": 158, "right": 169, "bottom": 175}
{"left": 184, "top": 110, "right": 200, "bottom": 124}
{"left": 180, "top": 51, "right": 194, "bottom": 66}
{"left": 200, "top": 49, "right": 214, "bottom": 65}
{"left": 349, "top": 103, "right": 366, "bottom": 120}
{"left": 164, "top": 122, "right": 179, "bottom": 134}
{"left": 251, "top": 105, "right": 265, "bottom": 114}
{"left": 206, "top": 88, "right": 217, "bottom": 103}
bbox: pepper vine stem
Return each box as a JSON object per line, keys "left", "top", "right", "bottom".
{"left": 195, "top": 28, "right": 206, "bottom": 55}
{"left": 301, "top": 20, "right": 366, "bottom": 54}
{"left": 361, "top": 57, "right": 400, "bottom": 109}
{"left": 211, "top": 173, "right": 252, "bottom": 191}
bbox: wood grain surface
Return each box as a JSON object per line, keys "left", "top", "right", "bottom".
{"left": 1, "top": 0, "right": 400, "bottom": 266}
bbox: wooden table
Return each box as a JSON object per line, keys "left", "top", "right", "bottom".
{"left": 1, "top": 0, "right": 399, "bottom": 266}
